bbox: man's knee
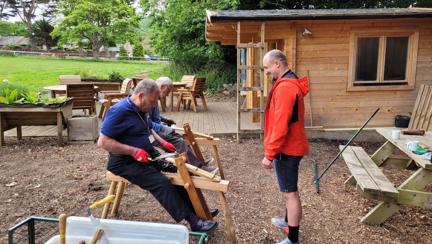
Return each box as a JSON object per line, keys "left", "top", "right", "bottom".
{"left": 282, "top": 191, "right": 299, "bottom": 201}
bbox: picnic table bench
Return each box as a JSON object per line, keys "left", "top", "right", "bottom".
{"left": 340, "top": 145, "right": 399, "bottom": 203}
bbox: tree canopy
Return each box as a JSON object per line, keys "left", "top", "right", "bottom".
{"left": 52, "top": 0, "right": 139, "bottom": 58}
{"left": 140, "top": 0, "right": 238, "bottom": 70}
{"left": 0, "top": 20, "right": 27, "bottom": 36}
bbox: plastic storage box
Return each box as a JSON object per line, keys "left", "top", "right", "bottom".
{"left": 45, "top": 216, "right": 189, "bottom": 244}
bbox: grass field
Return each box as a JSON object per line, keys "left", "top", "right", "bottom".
{"left": 0, "top": 55, "right": 169, "bottom": 91}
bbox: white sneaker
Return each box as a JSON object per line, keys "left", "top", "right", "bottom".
{"left": 271, "top": 217, "right": 288, "bottom": 229}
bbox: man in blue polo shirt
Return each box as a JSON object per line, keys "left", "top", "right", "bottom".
{"left": 97, "top": 78, "right": 217, "bottom": 232}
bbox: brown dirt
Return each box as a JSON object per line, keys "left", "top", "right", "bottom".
{"left": 1, "top": 136, "right": 431, "bottom": 243}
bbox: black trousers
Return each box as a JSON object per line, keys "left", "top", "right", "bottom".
{"left": 107, "top": 154, "right": 194, "bottom": 222}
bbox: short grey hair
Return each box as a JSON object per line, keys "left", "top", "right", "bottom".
{"left": 133, "top": 78, "right": 160, "bottom": 95}
{"left": 155, "top": 76, "right": 173, "bottom": 86}
{"left": 266, "top": 49, "right": 288, "bottom": 66}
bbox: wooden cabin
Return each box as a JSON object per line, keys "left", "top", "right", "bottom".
{"left": 205, "top": 8, "right": 432, "bottom": 129}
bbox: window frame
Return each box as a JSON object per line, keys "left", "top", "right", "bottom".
{"left": 347, "top": 28, "right": 419, "bottom": 91}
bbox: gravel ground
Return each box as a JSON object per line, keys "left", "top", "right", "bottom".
{"left": 0, "top": 136, "right": 431, "bottom": 243}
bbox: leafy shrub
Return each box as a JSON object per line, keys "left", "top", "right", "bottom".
{"left": 108, "top": 71, "right": 124, "bottom": 82}
{"left": 133, "top": 42, "right": 144, "bottom": 57}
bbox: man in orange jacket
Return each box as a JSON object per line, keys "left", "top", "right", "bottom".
{"left": 261, "top": 49, "right": 309, "bottom": 244}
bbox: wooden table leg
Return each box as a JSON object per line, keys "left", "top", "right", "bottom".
{"left": 361, "top": 168, "right": 432, "bottom": 224}
{"left": 51, "top": 90, "right": 56, "bottom": 98}
{"left": 371, "top": 141, "right": 396, "bottom": 166}
{"left": 57, "top": 112, "right": 63, "bottom": 146}
{"left": 0, "top": 113, "right": 4, "bottom": 146}
{"left": 170, "top": 90, "right": 174, "bottom": 112}
{"left": 16, "top": 126, "right": 22, "bottom": 141}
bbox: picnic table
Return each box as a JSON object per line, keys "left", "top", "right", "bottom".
{"left": 44, "top": 82, "right": 120, "bottom": 98}
{"left": 340, "top": 127, "right": 432, "bottom": 225}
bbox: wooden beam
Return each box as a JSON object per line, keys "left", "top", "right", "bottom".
{"left": 371, "top": 141, "right": 396, "bottom": 166}
{"left": 398, "top": 189, "right": 432, "bottom": 208}
{"left": 106, "top": 171, "right": 229, "bottom": 193}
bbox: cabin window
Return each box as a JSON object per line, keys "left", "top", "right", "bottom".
{"left": 348, "top": 30, "right": 418, "bottom": 91}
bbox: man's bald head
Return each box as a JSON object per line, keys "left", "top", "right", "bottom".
{"left": 263, "top": 49, "right": 289, "bottom": 80}
{"left": 264, "top": 49, "right": 288, "bottom": 67}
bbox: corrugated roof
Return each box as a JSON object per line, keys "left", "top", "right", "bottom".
{"left": 206, "top": 8, "right": 432, "bottom": 22}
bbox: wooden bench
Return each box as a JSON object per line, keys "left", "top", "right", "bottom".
{"left": 340, "top": 145, "right": 399, "bottom": 206}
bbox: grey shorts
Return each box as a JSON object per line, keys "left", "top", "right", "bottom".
{"left": 273, "top": 154, "right": 302, "bottom": 192}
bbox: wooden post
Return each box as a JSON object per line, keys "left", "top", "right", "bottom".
{"left": 212, "top": 145, "right": 225, "bottom": 179}
{"left": 175, "top": 153, "right": 212, "bottom": 220}
{"left": 16, "top": 126, "right": 22, "bottom": 141}
{"left": 219, "top": 192, "right": 237, "bottom": 244}
{"left": 0, "top": 112, "right": 4, "bottom": 146}
{"left": 183, "top": 123, "right": 205, "bottom": 163}
{"left": 111, "top": 181, "right": 126, "bottom": 217}
{"left": 57, "top": 112, "right": 63, "bottom": 146}
{"left": 102, "top": 181, "right": 118, "bottom": 218}
{"left": 59, "top": 214, "right": 67, "bottom": 244}
{"left": 236, "top": 21, "right": 241, "bottom": 143}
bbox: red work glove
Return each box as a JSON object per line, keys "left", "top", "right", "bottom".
{"left": 161, "top": 141, "right": 176, "bottom": 152}
{"left": 133, "top": 148, "right": 149, "bottom": 164}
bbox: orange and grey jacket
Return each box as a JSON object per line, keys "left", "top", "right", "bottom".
{"left": 264, "top": 72, "right": 310, "bottom": 160}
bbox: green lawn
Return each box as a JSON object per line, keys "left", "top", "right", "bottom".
{"left": 0, "top": 55, "right": 169, "bottom": 91}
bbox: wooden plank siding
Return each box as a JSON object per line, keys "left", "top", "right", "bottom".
{"left": 208, "top": 18, "right": 432, "bottom": 128}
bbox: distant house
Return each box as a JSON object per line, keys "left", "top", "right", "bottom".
{"left": 0, "top": 36, "right": 29, "bottom": 46}
{"left": 205, "top": 8, "right": 432, "bottom": 128}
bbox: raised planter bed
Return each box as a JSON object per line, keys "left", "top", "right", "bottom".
{"left": 0, "top": 102, "right": 73, "bottom": 146}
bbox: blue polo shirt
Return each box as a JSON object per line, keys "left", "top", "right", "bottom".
{"left": 101, "top": 96, "right": 154, "bottom": 153}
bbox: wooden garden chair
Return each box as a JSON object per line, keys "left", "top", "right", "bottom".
{"left": 59, "top": 75, "right": 81, "bottom": 85}
{"left": 175, "top": 77, "right": 208, "bottom": 112}
{"left": 98, "top": 78, "right": 133, "bottom": 119}
{"left": 66, "top": 84, "right": 96, "bottom": 115}
{"left": 169, "top": 75, "right": 196, "bottom": 112}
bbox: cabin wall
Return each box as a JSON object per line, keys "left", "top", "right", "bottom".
{"left": 290, "top": 19, "right": 432, "bottom": 128}
{"left": 220, "top": 18, "right": 432, "bottom": 128}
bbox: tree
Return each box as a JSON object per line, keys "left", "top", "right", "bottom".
{"left": 52, "top": 0, "right": 139, "bottom": 58}
{"left": 0, "top": 0, "right": 13, "bottom": 19}
{"left": 141, "top": 0, "right": 238, "bottom": 70}
{"left": 6, "top": 1, "right": 58, "bottom": 49}
{"left": 0, "top": 20, "right": 27, "bottom": 36}
{"left": 132, "top": 41, "right": 144, "bottom": 58}
{"left": 30, "top": 19, "right": 57, "bottom": 49}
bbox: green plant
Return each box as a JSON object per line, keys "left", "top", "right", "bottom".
{"left": 0, "top": 88, "right": 20, "bottom": 104}
{"left": 40, "top": 96, "right": 71, "bottom": 104}
{"left": 22, "top": 91, "right": 41, "bottom": 103}
{"left": 108, "top": 71, "right": 124, "bottom": 82}
{"left": 133, "top": 42, "right": 144, "bottom": 57}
